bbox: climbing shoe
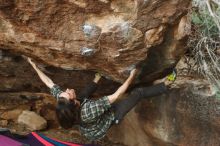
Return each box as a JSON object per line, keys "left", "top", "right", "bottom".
{"left": 167, "top": 69, "right": 177, "bottom": 82}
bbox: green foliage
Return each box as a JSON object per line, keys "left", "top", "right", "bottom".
{"left": 215, "top": 85, "right": 220, "bottom": 99}
{"left": 191, "top": 9, "right": 219, "bottom": 38}
{"left": 188, "top": 0, "right": 220, "bottom": 93}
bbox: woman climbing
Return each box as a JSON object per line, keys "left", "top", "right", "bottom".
{"left": 27, "top": 57, "right": 167, "bottom": 141}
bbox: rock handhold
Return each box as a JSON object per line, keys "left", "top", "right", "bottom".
{"left": 82, "top": 24, "right": 101, "bottom": 39}
{"left": 17, "top": 110, "right": 47, "bottom": 131}
{"left": 122, "top": 64, "right": 137, "bottom": 76}
{"left": 80, "top": 47, "right": 96, "bottom": 57}
{"left": 144, "top": 26, "right": 166, "bottom": 48}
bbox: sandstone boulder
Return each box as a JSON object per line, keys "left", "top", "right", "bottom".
{"left": 0, "top": 0, "right": 191, "bottom": 82}
{"left": 18, "top": 110, "right": 47, "bottom": 131}
{"left": 0, "top": 1, "right": 199, "bottom": 146}
{"left": 0, "top": 120, "right": 8, "bottom": 127}
{"left": 0, "top": 105, "right": 30, "bottom": 121}
{"left": 1, "top": 109, "right": 23, "bottom": 121}
{"left": 108, "top": 77, "right": 220, "bottom": 146}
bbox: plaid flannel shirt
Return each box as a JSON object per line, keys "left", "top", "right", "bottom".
{"left": 79, "top": 96, "right": 115, "bottom": 140}
{"left": 50, "top": 84, "right": 115, "bottom": 140}
{"left": 50, "top": 84, "right": 63, "bottom": 99}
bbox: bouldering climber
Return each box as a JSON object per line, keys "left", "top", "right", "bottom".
{"left": 27, "top": 57, "right": 167, "bottom": 140}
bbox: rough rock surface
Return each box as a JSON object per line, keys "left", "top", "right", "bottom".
{"left": 0, "top": 50, "right": 120, "bottom": 94}
{"left": 0, "top": 0, "right": 191, "bottom": 82}
{"left": 108, "top": 77, "right": 220, "bottom": 146}
{"left": 0, "top": 1, "right": 205, "bottom": 146}
{"left": 18, "top": 110, "right": 47, "bottom": 131}
{"left": 1, "top": 52, "right": 220, "bottom": 146}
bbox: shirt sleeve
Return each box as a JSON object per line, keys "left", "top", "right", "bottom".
{"left": 81, "top": 96, "right": 111, "bottom": 123}
{"left": 77, "top": 82, "right": 98, "bottom": 102}
{"left": 50, "top": 84, "right": 63, "bottom": 99}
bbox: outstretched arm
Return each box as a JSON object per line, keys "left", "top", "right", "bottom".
{"left": 27, "top": 58, "right": 55, "bottom": 88}
{"left": 81, "top": 70, "right": 136, "bottom": 122}
{"left": 107, "top": 69, "right": 137, "bottom": 104}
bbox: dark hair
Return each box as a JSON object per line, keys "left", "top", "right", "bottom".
{"left": 56, "top": 97, "right": 80, "bottom": 129}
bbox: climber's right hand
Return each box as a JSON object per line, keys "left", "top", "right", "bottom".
{"left": 129, "top": 68, "right": 137, "bottom": 78}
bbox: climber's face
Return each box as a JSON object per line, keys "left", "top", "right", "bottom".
{"left": 66, "top": 88, "right": 76, "bottom": 100}
{"left": 59, "top": 89, "right": 80, "bottom": 106}
{"left": 59, "top": 89, "right": 76, "bottom": 101}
